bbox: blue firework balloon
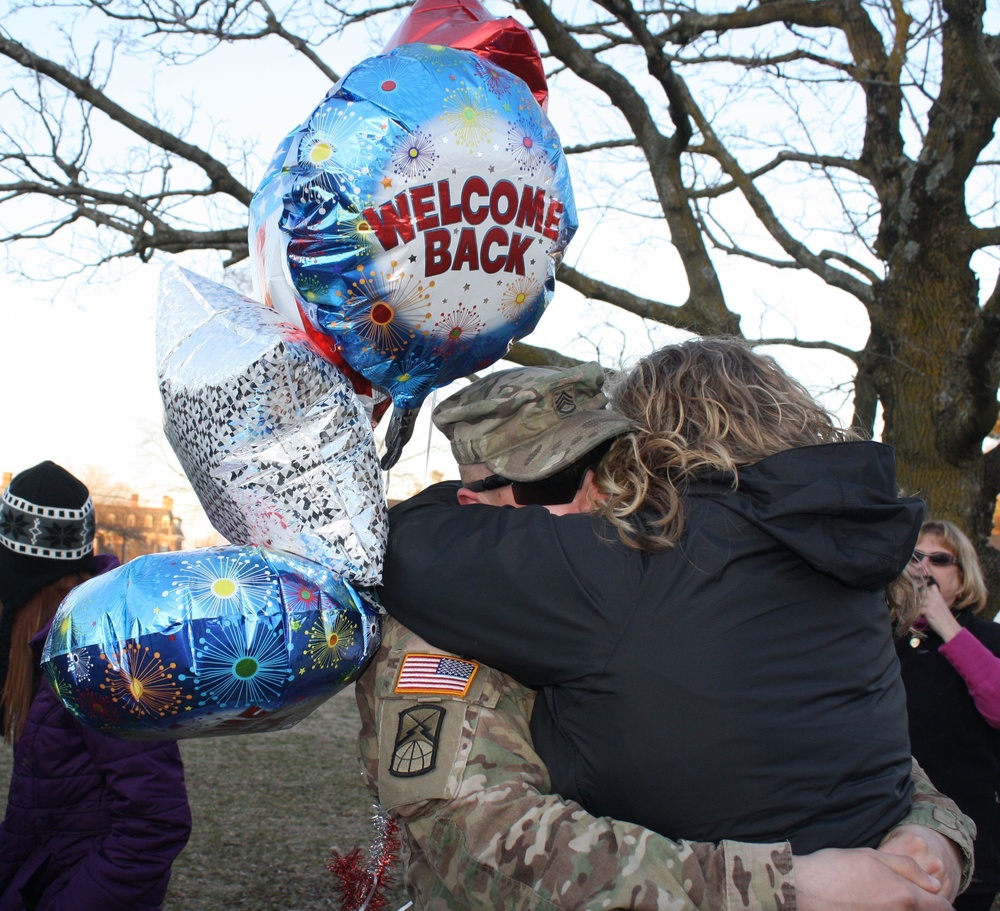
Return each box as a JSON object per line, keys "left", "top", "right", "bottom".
{"left": 249, "top": 42, "right": 577, "bottom": 414}
{"left": 41, "top": 546, "right": 381, "bottom": 740}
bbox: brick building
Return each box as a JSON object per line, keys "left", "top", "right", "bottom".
{"left": 92, "top": 494, "right": 185, "bottom": 563}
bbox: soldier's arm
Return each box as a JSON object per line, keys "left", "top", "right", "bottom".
{"left": 875, "top": 758, "right": 974, "bottom": 899}
{"left": 356, "top": 620, "right": 968, "bottom": 911}
{"left": 356, "top": 623, "right": 724, "bottom": 909}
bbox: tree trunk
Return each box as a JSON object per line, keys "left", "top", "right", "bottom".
{"left": 873, "top": 227, "right": 1000, "bottom": 615}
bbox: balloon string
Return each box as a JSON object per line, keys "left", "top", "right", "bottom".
{"left": 422, "top": 389, "right": 438, "bottom": 486}
{"left": 357, "top": 873, "right": 378, "bottom": 911}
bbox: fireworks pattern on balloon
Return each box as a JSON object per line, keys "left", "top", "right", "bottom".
{"left": 101, "top": 642, "right": 188, "bottom": 718}
{"left": 337, "top": 268, "right": 434, "bottom": 356}
{"left": 378, "top": 350, "right": 441, "bottom": 402}
{"left": 304, "top": 611, "right": 357, "bottom": 669}
{"left": 500, "top": 275, "right": 543, "bottom": 324}
{"left": 46, "top": 664, "right": 78, "bottom": 714}
{"left": 74, "top": 685, "right": 129, "bottom": 726}
{"left": 474, "top": 57, "right": 513, "bottom": 101}
{"left": 281, "top": 576, "right": 322, "bottom": 613}
{"left": 507, "top": 117, "right": 548, "bottom": 175}
{"left": 336, "top": 209, "right": 382, "bottom": 258}
{"left": 168, "top": 551, "right": 276, "bottom": 618}
{"left": 66, "top": 648, "right": 93, "bottom": 682}
{"left": 441, "top": 86, "right": 495, "bottom": 150}
{"left": 190, "top": 620, "right": 294, "bottom": 708}
{"left": 433, "top": 302, "right": 484, "bottom": 352}
{"left": 391, "top": 130, "right": 438, "bottom": 181}
{"left": 301, "top": 105, "right": 372, "bottom": 175}
{"left": 344, "top": 57, "right": 414, "bottom": 108}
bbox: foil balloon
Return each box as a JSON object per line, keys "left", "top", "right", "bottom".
{"left": 41, "top": 546, "right": 381, "bottom": 740}
{"left": 249, "top": 42, "right": 577, "bottom": 466}
{"left": 381, "top": 0, "right": 547, "bottom": 109}
{"left": 157, "top": 263, "right": 387, "bottom": 586}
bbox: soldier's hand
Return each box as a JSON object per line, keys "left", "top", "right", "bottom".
{"left": 794, "top": 846, "right": 953, "bottom": 910}
{"left": 878, "top": 824, "right": 963, "bottom": 902}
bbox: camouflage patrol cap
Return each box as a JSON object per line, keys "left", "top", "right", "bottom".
{"left": 432, "top": 363, "right": 630, "bottom": 482}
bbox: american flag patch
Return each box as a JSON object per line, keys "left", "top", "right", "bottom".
{"left": 394, "top": 653, "right": 479, "bottom": 697}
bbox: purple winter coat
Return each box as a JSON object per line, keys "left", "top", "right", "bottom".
{"left": 0, "top": 559, "right": 192, "bottom": 911}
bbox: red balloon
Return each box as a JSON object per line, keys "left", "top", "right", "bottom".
{"left": 382, "top": 0, "right": 548, "bottom": 109}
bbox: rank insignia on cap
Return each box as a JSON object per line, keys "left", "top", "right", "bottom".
{"left": 394, "top": 652, "right": 478, "bottom": 697}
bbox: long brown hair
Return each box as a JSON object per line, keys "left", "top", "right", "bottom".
{"left": 1, "top": 572, "right": 92, "bottom": 743}
{"left": 595, "top": 337, "right": 856, "bottom": 552}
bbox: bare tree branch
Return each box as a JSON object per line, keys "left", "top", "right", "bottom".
{"left": 506, "top": 340, "right": 582, "bottom": 369}
{"left": 946, "top": 0, "right": 1000, "bottom": 113}
{"left": 751, "top": 336, "right": 860, "bottom": 363}
{"left": 0, "top": 33, "right": 252, "bottom": 205}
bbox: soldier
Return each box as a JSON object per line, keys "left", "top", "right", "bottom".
{"left": 357, "top": 362, "right": 973, "bottom": 911}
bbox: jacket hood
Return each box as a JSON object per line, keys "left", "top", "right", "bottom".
{"left": 690, "top": 441, "right": 923, "bottom": 591}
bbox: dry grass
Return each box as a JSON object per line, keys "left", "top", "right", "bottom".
{"left": 8, "top": 688, "right": 999, "bottom": 910}
{"left": 0, "top": 687, "right": 414, "bottom": 911}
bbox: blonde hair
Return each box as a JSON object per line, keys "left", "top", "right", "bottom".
{"left": 887, "top": 571, "right": 922, "bottom": 636}
{"left": 1, "top": 572, "right": 91, "bottom": 743}
{"left": 918, "top": 519, "right": 988, "bottom": 614}
{"left": 595, "top": 337, "right": 856, "bottom": 552}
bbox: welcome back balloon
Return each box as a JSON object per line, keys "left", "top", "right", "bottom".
{"left": 250, "top": 42, "right": 577, "bottom": 416}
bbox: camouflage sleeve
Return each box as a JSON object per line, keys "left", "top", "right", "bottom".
{"left": 355, "top": 617, "right": 794, "bottom": 911}
{"left": 881, "top": 758, "right": 976, "bottom": 893}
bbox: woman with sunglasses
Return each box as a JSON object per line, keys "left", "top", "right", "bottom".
{"left": 897, "top": 520, "right": 1000, "bottom": 911}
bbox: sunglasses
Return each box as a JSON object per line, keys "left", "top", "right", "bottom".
{"left": 910, "top": 550, "right": 960, "bottom": 567}
{"left": 463, "top": 475, "right": 513, "bottom": 494}
{"left": 463, "top": 471, "right": 589, "bottom": 506}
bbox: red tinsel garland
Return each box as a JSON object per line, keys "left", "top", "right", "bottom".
{"left": 329, "top": 809, "right": 401, "bottom": 911}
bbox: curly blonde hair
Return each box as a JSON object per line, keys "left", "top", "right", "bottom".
{"left": 595, "top": 337, "right": 856, "bottom": 552}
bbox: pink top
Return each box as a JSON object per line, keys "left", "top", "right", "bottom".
{"left": 940, "top": 628, "right": 1000, "bottom": 728}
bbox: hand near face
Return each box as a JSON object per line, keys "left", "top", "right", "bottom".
{"left": 917, "top": 580, "right": 962, "bottom": 642}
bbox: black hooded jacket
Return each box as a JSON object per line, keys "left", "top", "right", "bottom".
{"left": 381, "top": 441, "right": 922, "bottom": 853}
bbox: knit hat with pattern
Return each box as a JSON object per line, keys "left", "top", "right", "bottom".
{"left": 0, "top": 461, "right": 95, "bottom": 611}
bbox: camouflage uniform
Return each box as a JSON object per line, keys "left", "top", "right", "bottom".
{"left": 358, "top": 363, "right": 975, "bottom": 908}
{"left": 356, "top": 616, "right": 975, "bottom": 911}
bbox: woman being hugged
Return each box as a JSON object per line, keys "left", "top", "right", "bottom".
{"left": 384, "top": 337, "right": 926, "bottom": 855}
{"left": 898, "top": 519, "right": 1000, "bottom": 911}
{"left": 0, "top": 461, "right": 191, "bottom": 911}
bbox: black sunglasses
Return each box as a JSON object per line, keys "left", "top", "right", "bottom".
{"left": 463, "top": 471, "right": 590, "bottom": 506}
{"left": 463, "top": 474, "right": 513, "bottom": 493}
{"left": 910, "top": 550, "right": 960, "bottom": 567}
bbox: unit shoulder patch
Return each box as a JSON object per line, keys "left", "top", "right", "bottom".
{"left": 390, "top": 704, "right": 445, "bottom": 777}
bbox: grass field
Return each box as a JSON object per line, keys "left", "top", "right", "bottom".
{"left": 0, "top": 687, "right": 415, "bottom": 911}
{"left": 4, "top": 687, "right": 999, "bottom": 911}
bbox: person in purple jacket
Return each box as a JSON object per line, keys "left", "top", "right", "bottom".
{"left": 0, "top": 461, "right": 192, "bottom": 911}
